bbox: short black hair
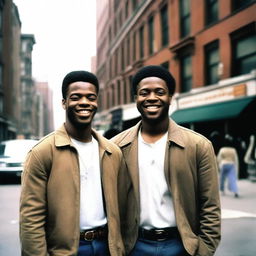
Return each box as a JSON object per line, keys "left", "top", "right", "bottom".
{"left": 132, "top": 65, "right": 176, "bottom": 95}
{"left": 62, "top": 70, "right": 99, "bottom": 99}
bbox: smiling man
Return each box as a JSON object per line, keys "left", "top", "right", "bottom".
{"left": 20, "top": 71, "right": 125, "bottom": 256}
{"left": 112, "top": 65, "right": 221, "bottom": 256}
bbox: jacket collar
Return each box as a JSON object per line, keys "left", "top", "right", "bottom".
{"left": 54, "top": 124, "right": 113, "bottom": 154}
{"left": 118, "top": 121, "right": 141, "bottom": 147}
{"left": 118, "top": 119, "right": 185, "bottom": 148}
{"left": 167, "top": 119, "right": 185, "bottom": 148}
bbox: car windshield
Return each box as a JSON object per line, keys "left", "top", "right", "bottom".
{"left": 0, "top": 140, "right": 38, "bottom": 159}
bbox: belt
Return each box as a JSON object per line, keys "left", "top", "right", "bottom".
{"left": 80, "top": 225, "right": 108, "bottom": 241}
{"left": 138, "top": 227, "right": 180, "bottom": 241}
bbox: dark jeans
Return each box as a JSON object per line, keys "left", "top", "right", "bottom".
{"left": 78, "top": 239, "right": 110, "bottom": 256}
{"left": 129, "top": 237, "right": 190, "bottom": 256}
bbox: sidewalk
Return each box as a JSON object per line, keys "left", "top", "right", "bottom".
{"left": 220, "top": 179, "right": 256, "bottom": 217}
{"left": 215, "top": 179, "right": 256, "bottom": 256}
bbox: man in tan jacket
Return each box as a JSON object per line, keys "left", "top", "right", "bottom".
{"left": 112, "top": 65, "right": 221, "bottom": 256}
{"left": 20, "top": 71, "right": 125, "bottom": 256}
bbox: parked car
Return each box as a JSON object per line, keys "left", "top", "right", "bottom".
{"left": 0, "top": 139, "right": 38, "bottom": 181}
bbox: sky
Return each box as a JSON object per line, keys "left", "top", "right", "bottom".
{"left": 13, "top": 0, "right": 97, "bottom": 129}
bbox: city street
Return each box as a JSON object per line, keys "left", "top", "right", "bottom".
{"left": 0, "top": 179, "right": 255, "bottom": 255}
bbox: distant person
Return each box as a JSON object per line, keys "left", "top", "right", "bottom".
{"left": 20, "top": 70, "right": 125, "bottom": 255}
{"left": 244, "top": 134, "right": 256, "bottom": 181}
{"left": 217, "top": 134, "right": 239, "bottom": 197}
{"left": 112, "top": 65, "right": 221, "bottom": 256}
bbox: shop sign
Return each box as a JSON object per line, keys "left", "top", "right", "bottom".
{"left": 178, "top": 83, "right": 247, "bottom": 109}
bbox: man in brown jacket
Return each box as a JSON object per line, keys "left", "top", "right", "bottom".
{"left": 112, "top": 65, "right": 221, "bottom": 256}
{"left": 20, "top": 71, "right": 125, "bottom": 256}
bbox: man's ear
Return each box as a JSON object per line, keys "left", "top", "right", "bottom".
{"left": 62, "top": 99, "right": 66, "bottom": 110}
{"left": 134, "top": 95, "right": 137, "bottom": 101}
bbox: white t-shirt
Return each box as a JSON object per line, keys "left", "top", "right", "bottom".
{"left": 71, "top": 137, "right": 107, "bottom": 230}
{"left": 138, "top": 131, "right": 176, "bottom": 229}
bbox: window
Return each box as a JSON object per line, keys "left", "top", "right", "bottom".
{"left": 139, "top": 25, "right": 144, "bottom": 58}
{"left": 114, "top": 51, "right": 118, "bottom": 76}
{"left": 117, "top": 80, "right": 121, "bottom": 105}
{"left": 129, "top": 76, "right": 134, "bottom": 102}
{"left": 107, "top": 89, "right": 111, "bottom": 109}
{"left": 232, "top": 0, "right": 255, "bottom": 11}
{"left": 118, "top": 11, "right": 122, "bottom": 30}
{"left": 0, "top": 9, "right": 3, "bottom": 31}
{"left": 0, "top": 95, "right": 3, "bottom": 115}
{"left": 132, "top": 0, "right": 137, "bottom": 11}
{"left": 180, "top": 0, "right": 190, "bottom": 38}
{"left": 233, "top": 34, "right": 256, "bottom": 76}
{"left": 109, "top": 27, "right": 112, "bottom": 45}
{"left": 0, "top": 64, "right": 2, "bottom": 90}
{"left": 180, "top": 55, "right": 192, "bottom": 92}
{"left": 123, "top": 79, "right": 127, "bottom": 104}
{"left": 125, "top": 1, "right": 129, "bottom": 18}
{"left": 205, "top": 0, "right": 218, "bottom": 25}
{"left": 121, "top": 43, "right": 125, "bottom": 71}
{"left": 127, "top": 37, "right": 130, "bottom": 66}
{"left": 22, "top": 42, "right": 27, "bottom": 52}
{"left": 133, "top": 32, "right": 136, "bottom": 61}
{"left": 148, "top": 16, "right": 154, "bottom": 55}
{"left": 205, "top": 41, "right": 219, "bottom": 85}
{"left": 109, "top": 58, "right": 112, "bottom": 79}
{"left": 161, "top": 5, "right": 169, "bottom": 47}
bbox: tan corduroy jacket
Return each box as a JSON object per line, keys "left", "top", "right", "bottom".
{"left": 112, "top": 119, "right": 221, "bottom": 256}
{"left": 20, "top": 125, "right": 125, "bottom": 256}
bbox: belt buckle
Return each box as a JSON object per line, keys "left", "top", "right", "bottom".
{"left": 84, "top": 230, "right": 95, "bottom": 241}
{"left": 155, "top": 229, "right": 167, "bottom": 241}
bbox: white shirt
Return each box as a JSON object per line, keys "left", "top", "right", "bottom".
{"left": 138, "top": 131, "right": 176, "bottom": 229}
{"left": 71, "top": 137, "right": 107, "bottom": 230}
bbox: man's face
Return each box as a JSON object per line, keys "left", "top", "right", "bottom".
{"left": 62, "top": 81, "right": 98, "bottom": 128}
{"left": 135, "top": 77, "right": 172, "bottom": 123}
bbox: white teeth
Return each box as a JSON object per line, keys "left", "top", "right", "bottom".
{"left": 78, "top": 110, "right": 90, "bottom": 114}
{"left": 146, "top": 106, "right": 158, "bottom": 109}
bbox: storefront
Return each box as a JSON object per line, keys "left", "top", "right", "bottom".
{"left": 170, "top": 71, "right": 256, "bottom": 179}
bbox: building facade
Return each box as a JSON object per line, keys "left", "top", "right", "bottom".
{"left": 35, "top": 81, "right": 54, "bottom": 138}
{"left": 95, "top": 0, "right": 256, "bottom": 179}
{"left": 18, "top": 34, "right": 37, "bottom": 139}
{"left": 0, "top": 0, "right": 21, "bottom": 140}
{"left": 0, "top": 1, "right": 43, "bottom": 141}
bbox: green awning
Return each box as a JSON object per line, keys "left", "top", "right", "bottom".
{"left": 171, "top": 97, "right": 255, "bottom": 124}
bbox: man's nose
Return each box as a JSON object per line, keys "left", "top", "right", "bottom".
{"left": 79, "top": 96, "right": 89, "bottom": 104}
{"left": 147, "top": 92, "right": 157, "bottom": 100}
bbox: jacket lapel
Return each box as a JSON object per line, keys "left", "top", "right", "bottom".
{"left": 118, "top": 122, "right": 141, "bottom": 210}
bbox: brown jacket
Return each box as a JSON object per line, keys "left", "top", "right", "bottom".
{"left": 20, "top": 125, "right": 125, "bottom": 256}
{"left": 112, "top": 120, "right": 221, "bottom": 256}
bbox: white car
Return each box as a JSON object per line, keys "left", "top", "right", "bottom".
{"left": 0, "top": 139, "right": 38, "bottom": 181}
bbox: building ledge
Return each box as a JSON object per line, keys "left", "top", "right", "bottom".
{"left": 169, "top": 36, "right": 195, "bottom": 56}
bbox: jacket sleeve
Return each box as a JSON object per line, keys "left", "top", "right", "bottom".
{"left": 196, "top": 140, "right": 221, "bottom": 256}
{"left": 20, "top": 149, "right": 49, "bottom": 256}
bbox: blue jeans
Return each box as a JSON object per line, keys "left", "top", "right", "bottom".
{"left": 129, "top": 237, "right": 189, "bottom": 256}
{"left": 78, "top": 239, "right": 110, "bottom": 256}
{"left": 220, "top": 163, "right": 238, "bottom": 193}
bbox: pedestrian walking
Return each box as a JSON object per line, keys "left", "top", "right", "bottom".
{"left": 112, "top": 65, "right": 221, "bottom": 256}
{"left": 19, "top": 70, "right": 125, "bottom": 256}
{"left": 217, "top": 134, "right": 239, "bottom": 198}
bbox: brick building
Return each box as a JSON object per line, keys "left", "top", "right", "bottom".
{"left": 35, "top": 81, "right": 54, "bottom": 138}
{"left": 0, "top": 0, "right": 21, "bottom": 140}
{"left": 95, "top": 0, "right": 256, "bottom": 177}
